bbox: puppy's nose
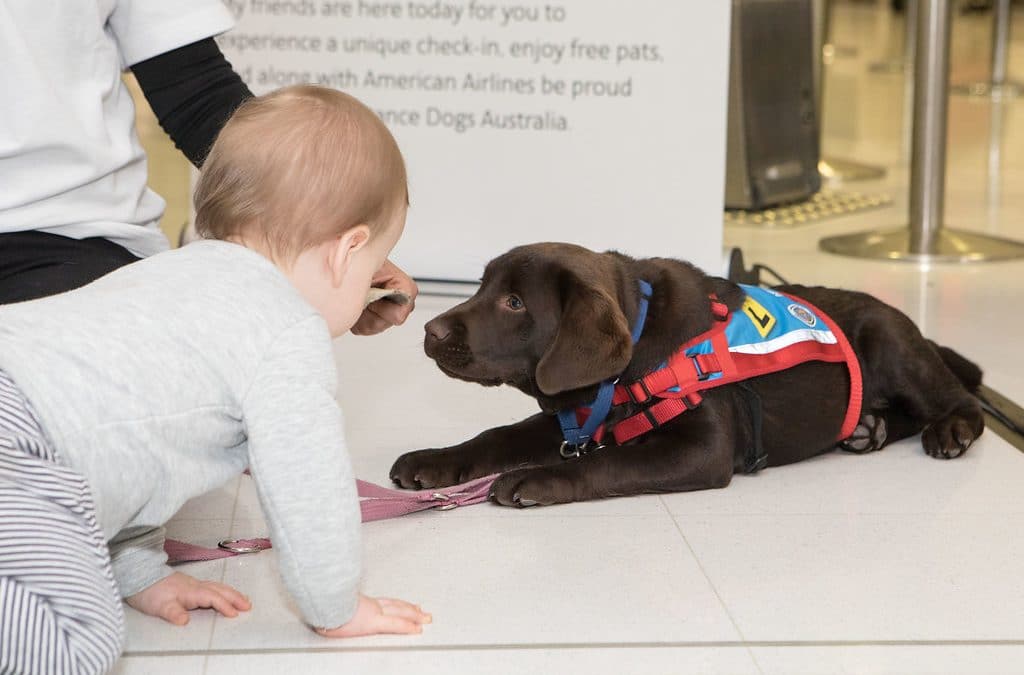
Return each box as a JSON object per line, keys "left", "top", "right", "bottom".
{"left": 425, "top": 317, "right": 452, "bottom": 343}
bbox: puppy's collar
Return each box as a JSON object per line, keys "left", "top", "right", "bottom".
{"left": 556, "top": 279, "right": 652, "bottom": 457}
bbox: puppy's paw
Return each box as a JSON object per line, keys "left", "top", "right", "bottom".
{"left": 922, "top": 412, "right": 982, "bottom": 460}
{"left": 389, "top": 448, "right": 479, "bottom": 489}
{"left": 839, "top": 413, "right": 888, "bottom": 453}
{"left": 489, "top": 468, "right": 575, "bottom": 508}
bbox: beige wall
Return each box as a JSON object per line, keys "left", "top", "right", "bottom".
{"left": 123, "top": 74, "right": 191, "bottom": 247}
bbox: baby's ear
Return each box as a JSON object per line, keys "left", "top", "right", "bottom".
{"left": 329, "top": 225, "right": 371, "bottom": 285}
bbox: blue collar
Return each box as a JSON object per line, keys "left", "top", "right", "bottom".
{"left": 556, "top": 279, "right": 652, "bottom": 457}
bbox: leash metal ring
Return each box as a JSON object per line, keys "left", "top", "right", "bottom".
{"left": 217, "top": 539, "right": 266, "bottom": 554}
{"left": 430, "top": 491, "right": 460, "bottom": 511}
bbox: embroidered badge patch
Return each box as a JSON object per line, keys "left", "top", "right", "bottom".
{"left": 787, "top": 303, "right": 817, "bottom": 327}
{"left": 742, "top": 296, "right": 776, "bottom": 338}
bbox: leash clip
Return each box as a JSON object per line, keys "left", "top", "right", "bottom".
{"left": 559, "top": 439, "right": 605, "bottom": 459}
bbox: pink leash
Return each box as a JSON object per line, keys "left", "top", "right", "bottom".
{"left": 163, "top": 474, "right": 498, "bottom": 564}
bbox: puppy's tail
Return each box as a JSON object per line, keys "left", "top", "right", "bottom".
{"left": 929, "top": 340, "right": 983, "bottom": 393}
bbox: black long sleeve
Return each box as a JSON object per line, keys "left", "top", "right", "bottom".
{"left": 131, "top": 38, "right": 252, "bottom": 167}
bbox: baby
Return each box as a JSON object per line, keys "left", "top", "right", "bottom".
{"left": 0, "top": 85, "right": 429, "bottom": 674}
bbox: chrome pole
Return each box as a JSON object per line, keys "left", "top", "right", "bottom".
{"left": 992, "top": 0, "right": 1011, "bottom": 85}
{"left": 901, "top": 0, "right": 918, "bottom": 158}
{"left": 869, "top": 0, "right": 918, "bottom": 74}
{"left": 951, "top": 0, "right": 1023, "bottom": 98}
{"left": 986, "top": 94, "right": 1005, "bottom": 230}
{"left": 906, "top": 0, "right": 918, "bottom": 70}
{"left": 817, "top": 0, "right": 886, "bottom": 182}
{"left": 908, "top": 0, "right": 950, "bottom": 254}
{"left": 820, "top": 0, "right": 1024, "bottom": 263}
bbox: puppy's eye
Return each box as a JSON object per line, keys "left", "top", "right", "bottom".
{"left": 506, "top": 294, "right": 525, "bottom": 311}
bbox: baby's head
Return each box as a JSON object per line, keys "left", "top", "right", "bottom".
{"left": 194, "top": 85, "right": 408, "bottom": 335}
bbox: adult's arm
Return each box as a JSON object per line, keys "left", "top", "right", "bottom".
{"left": 131, "top": 38, "right": 252, "bottom": 167}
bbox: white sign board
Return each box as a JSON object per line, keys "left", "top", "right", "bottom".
{"left": 217, "top": 0, "right": 730, "bottom": 280}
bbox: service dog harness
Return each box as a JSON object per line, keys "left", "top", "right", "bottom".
{"left": 557, "top": 282, "right": 863, "bottom": 471}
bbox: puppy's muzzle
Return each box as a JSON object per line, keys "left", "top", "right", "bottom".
{"left": 424, "top": 316, "right": 472, "bottom": 367}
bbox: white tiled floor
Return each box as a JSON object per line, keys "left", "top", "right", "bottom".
{"left": 120, "top": 2, "right": 1024, "bottom": 673}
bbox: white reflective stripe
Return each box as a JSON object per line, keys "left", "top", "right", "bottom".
{"left": 728, "top": 328, "right": 837, "bottom": 355}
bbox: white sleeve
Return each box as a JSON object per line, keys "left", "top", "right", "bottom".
{"left": 107, "top": 525, "right": 173, "bottom": 597}
{"left": 108, "top": 0, "right": 235, "bottom": 66}
{"left": 242, "top": 317, "right": 362, "bottom": 629}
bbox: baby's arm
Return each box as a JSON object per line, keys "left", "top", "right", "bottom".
{"left": 108, "top": 525, "right": 173, "bottom": 598}
{"left": 243, "top": 317, "right": 428, "bottom": 633}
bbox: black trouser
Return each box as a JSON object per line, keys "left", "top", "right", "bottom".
{"left": 0, "top": 231, "right": 141, "bottom": 304}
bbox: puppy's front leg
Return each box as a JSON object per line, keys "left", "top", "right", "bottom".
{"left": 489, "top": 416, "right": 737, "bottom": 507}
{"left": 390, "top": 413, "right": 563, "bottom": 489}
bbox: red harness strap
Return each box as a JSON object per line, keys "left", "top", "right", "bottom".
{"left": 580, "top": 294, "right": 863, "bottom": 447}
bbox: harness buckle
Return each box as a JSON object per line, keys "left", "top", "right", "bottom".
{"left": 691, "top": 356, "right": 712, "bottom": 381}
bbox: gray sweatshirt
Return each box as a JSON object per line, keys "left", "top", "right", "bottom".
{"left": 0, "top": 240, "right": 361, "bottom": 629}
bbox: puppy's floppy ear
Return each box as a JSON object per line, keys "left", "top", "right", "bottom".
{"left": 535, "top": 281, "right": 633, "bottom": 396}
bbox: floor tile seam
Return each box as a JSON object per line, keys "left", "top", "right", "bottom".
{"left": 203, "top": 477, "right": 243, "bottom": 653}
{"left": 228, "top": 475, "right": 243, "bottom": 527}
{"left": 360, "top": 512, "right": 680, "bottom": 521}
{"left": 664, "top": 502, "right": 751, "bottom": 654}
{"left": 663, "top": 510, "right": 1024, "bottom": 518}
{"left": 124, "top": 639, "right": 1024, "bottom": 658}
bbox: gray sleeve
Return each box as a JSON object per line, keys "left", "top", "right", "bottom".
{"left": 108, "top": 525, "right": 174, "bottom": 597}
{"left": 242, "top": 318, "right": 362, "bottom": 629}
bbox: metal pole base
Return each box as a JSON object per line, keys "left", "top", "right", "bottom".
{"left": 819, "top": 157, "right": 887, "bottom": 182}
{"left": 820, "top": 226, "right": 1024, "bottom": 262}
{"left": 950, "top": 81, "right": 1024, "bottom": 98}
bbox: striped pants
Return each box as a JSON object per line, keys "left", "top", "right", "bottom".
{"left": 0, "top": 370, "right": 124, "bottom": 675}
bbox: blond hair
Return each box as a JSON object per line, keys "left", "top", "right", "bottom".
{"left": 194, "top": 85, "right": 407, "bottom": 260}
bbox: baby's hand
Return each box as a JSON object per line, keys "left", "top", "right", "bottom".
{"left": 126, "top": 572, "right": 252, "bottom": 626}
{"left": 316, "top": 593, "right": 431, "bottom": 638}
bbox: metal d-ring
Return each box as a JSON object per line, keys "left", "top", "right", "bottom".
{"left": 217, "top": 539, "right": 267, "bottom": 554}
{"left": 560, "top": 440, "right": 605, "bottom": 459}
{"left": 559, "top": 441, "right": 581, "bottom": 459}
{"left": 430, "top": 491, "right": 465, "bottom": 511}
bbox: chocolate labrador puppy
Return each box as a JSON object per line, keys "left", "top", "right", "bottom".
{"left": 390, "top": 243, "right": 984, "bottom": 507}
